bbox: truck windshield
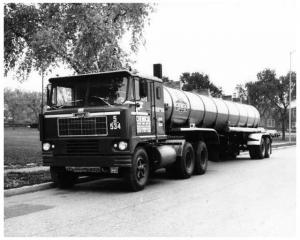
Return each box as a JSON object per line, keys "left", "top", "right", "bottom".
{"left": 49, "top": 76, "right": 129, "bottom": 108}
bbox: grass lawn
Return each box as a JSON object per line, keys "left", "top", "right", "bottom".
{"left": 4, "top": 127, "right": 42, "bottom": 167}
{"left": 4, "top": 170, "right": 51, "bottom": 189}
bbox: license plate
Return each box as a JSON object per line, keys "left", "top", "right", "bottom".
{"left": 66, "top": 167, "right": 101, "bottom": 173}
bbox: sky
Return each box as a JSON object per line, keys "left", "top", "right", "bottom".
{"left": 3, "top": 0, "right": 297, "bottom": 95}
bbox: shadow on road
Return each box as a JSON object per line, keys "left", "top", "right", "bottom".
{"left": 52, "top": 156, "right": 266, "bottom": 194}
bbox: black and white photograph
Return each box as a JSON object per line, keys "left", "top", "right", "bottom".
{"left": 2, "top": 0, "right": 297, "bottom": 237}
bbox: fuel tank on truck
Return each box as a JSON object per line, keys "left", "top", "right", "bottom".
{"left": 164, "top": 86, "right": 260, "bottom": 130}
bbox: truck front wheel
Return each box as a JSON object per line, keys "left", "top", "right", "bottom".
{"left": 50, "top": 166, "right": 78, "bottom": 189}
{"left": 125, "top": 147, "right": 149, "bottom": 191}
{"left": 174, "top": 142, "right": 195, "bottom": 179}
{"left": 194, "top": 141, "right": 208, "bottom": 175}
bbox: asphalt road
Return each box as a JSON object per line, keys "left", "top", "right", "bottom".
{"left": 4, "top": 146, "right": 296, "bottom": 237}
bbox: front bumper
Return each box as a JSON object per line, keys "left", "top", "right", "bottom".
{"left": 43, "top": 154, "right": 132, "bottom": 168}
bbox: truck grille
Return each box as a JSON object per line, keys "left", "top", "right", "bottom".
{"left": 58, "top": 117, "right": 107, "bottom": 136}
{"left": 64, "top": 140, "right": 99, "bottom": 155}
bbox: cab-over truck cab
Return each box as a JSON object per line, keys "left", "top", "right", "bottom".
{"left": 40, "top": 70, "right": 168, "bottom": 191}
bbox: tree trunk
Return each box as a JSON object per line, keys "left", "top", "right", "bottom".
{"left": 281, "top": 119, "right": 285, "bottom": 141}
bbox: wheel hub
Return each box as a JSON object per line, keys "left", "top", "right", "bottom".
{"left": 136, "top": 157, "right": 146, "bottom": 181}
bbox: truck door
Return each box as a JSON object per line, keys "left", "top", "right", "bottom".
{"left": 134, "top": 78, "right": 152, "bottom": 135}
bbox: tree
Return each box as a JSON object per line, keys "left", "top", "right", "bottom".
{"left": 246, "top": 69, "right": 296, "bottom": 140}
{"left": 4, "top": 3, "right": 154, "bottom": 81}
{"left": 234, "top": 84, "right": 248, "bottom": 103}
{"left": 180, "top": 72, "right": 223, "bottom": 97}
{"left": 162, "top": 76, "right": 180, "bottom": 89}
{"left": 4, "top": 89, "right": 25, "bottom": 124}
{"left": 23, "top": 91, "right": 43, "bottom": 122}
{"left": 4, "top": 89, "right": 42, "bottom": 124}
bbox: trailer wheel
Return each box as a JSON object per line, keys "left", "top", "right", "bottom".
{"left": 175, "top": 142, "right": 195, "bottom": 179}
{"left": 125, "top": 147, "right": 149, "bottom": 191}
{"left": 249, "top": 138, "right": 265, "bottom": 159}
{"left": 50, "top": 166, "right": 78, "bottom": 189}
{"left": 194, "top": 141, "right": 208, "bottom": 175}
{"left": 264, "top": 137, "right": 271, "bottom": 158}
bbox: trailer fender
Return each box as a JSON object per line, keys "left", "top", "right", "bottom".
{"left": 171, "top": 128, "right": 220, "bottom": 145}
{"left": 247, "top": 133, "right": 267, "bottom": 146}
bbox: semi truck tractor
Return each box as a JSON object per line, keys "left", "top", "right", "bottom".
{"left": 39, "top": 64, "right": 272, "bottom": 191}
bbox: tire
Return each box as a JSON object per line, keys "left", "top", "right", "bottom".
{"left": 50, "top": 166, "right": 78, "bottom": 189}
{"left": 125, "top": 147, "right": 149, "bottom": 191}
{"left": 174, "top": 142, "right": 195, "bottom": 179}
{"left": 264, "top": 137, "right": 271, "bottom": 158}
{"left": 249, "top": 138, "right": 265, "bottom": 159}
{"left": 194, "top": 141, "right": 208, "bottom": 175}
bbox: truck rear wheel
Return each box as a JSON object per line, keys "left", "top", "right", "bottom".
{"left": 249, "top": 138, "right": 265, "bottom": 159}
{"left": 174, "top": 142, "right": 195, "bottom": 179}
{"left": 194, "top": 141, "right": 208, "bottom": 175}
{"left": 125, "top": 147, "right": 149, "bottom": 191}
{"left": 50, "top": 166, "right": 78, "bottom": 189}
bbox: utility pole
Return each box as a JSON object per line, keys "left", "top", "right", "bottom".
{"left": 289, "top": 51, "right": 295, "bottom": 143}
{"left": 41, "top": 69, "right": 44, "bottom": 114}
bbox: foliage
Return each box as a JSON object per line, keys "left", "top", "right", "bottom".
{"left": 4, "top": 88, "right": 42, "bottom": 124}
{"left": 234, "top": 84, "right": 248, "bottom": 103}
{"left": 4, "top": 3, "right": 154, "bottom": 81}
{"left": 246, "top": 69, "right": 296, "bottom": 140}
{"left": 180, "top": 72, "right": 223, "bottom": 97}
{"left": 162, "top": 76, "right": 180, "bottom": 89}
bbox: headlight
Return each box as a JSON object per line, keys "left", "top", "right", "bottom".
{"left": 118, "top": 141, "right": 128, "bottom": 151}
{"left": 42, "top": 142, "right": 51, "bottom": 151}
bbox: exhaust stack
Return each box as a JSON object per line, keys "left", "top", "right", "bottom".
{"left": 153, "top": 64, "right": 162, "bottom": 79}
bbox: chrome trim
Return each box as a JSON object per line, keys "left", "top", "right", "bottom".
{"left": 89, "top": 111, "right": 120, "bottom": 116}
{"left": 45, "top": 111, "right": 120, "bottom": 118}
{"left": 137, "top": 135, "right": 167, "bottom": 138}
{"left": 45, "top": 114, "right": 73, "bottom": 118}
{"left": 131, "top": 112, "right": 149, "bottom": 116}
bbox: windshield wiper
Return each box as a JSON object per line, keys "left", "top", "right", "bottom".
{"left": 91, "top": 96, "right": 112, "bottom": 106}
{"left": 51, "top": 99, "right": 83, "bottom": 109}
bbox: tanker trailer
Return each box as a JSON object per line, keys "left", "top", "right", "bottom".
{"left": 40, "top": 64, "right": 272, "bottom": 191}
{"left": 162, "top": 86, "right": 265, "bottom": 160}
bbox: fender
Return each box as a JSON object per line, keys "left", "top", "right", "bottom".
{"left": 247, "top": 133, "right": 269, "bottom": 146}
{"left": 170, "top": 127, "right": 220, "bottom": 145}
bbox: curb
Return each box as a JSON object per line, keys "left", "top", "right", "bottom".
{"left": 272, "top": 142, "right": 296, "bottom": 148}
{"left": 4, "top": 176, "right": 98, "bottom": 197}
{"left": 4, "top": 182, "right": 54, "bottom": 197}
{"left": 4, "top": 143, "right": 296, "bottom": 198}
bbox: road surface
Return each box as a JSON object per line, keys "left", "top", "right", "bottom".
{"left": 4, "top": 146, "right": 296, "bottom": 237}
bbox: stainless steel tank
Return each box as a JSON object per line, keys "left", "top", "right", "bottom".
{"left": 164, "top": 86, "right": 260, "bottom": 130}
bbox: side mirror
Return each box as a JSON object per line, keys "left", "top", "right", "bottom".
{"left": 139, "top": 80, "right": 148, "bottom": 98}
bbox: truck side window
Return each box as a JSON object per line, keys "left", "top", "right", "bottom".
{"left": 127, "top": 77, "right": 134, "bottom": 101}
{"left": 156, "top": 86, "right": 161, "bottom": 99}
{"left": 134, "top": 78, "right": 140, "bottom": 100}
{"left": 135, "top": 78, "right": 148, "bottom": 102}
